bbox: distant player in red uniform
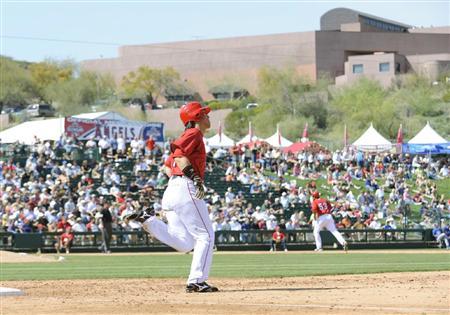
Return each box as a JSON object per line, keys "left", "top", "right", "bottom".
{"left": 270, "top": 226, "right": 287, "bottom": 252}
{"left": 59, "top": 226, "right": 74, "bottom": 254}
{"left": 311, "top": 191, "right": 348, "bottom": 252}
{"left": 124, "top": 102, "right": 218, "bottom": 293}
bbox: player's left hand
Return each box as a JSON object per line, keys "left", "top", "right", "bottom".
{"left": 193, "top": 177, "right": 206, "bottom": 199}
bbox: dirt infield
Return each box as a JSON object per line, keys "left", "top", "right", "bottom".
{"left": 1, "top": 271, "right": 449, "bottom": 315}
{"left": 0, "top": 250, "right": 57, "bottom": 263}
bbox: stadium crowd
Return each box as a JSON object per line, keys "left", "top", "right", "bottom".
{"left": 0, "top": 134, "right": 449, "bottom": 252}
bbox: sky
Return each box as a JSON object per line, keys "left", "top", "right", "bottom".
{"left": 1, "top": 0, "right": 449, "bottom": 63}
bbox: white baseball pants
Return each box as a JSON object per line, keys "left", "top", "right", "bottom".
{"left": 142, "top": 176, "right": 214, "bottom": 284}
{"left": 436, "top": 233, "right": 450, "bottom": 248}
{"left": 313, "top": 214, "right": 346, "bottom": 250}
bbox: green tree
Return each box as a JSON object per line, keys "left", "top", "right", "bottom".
{"left": 29, "top": 59, "right": 74, "bottom": 101}
{"left": 121, "top": 66, "right": 180, "bottom": 105}
{"left": 329, "top": 78, "right": 389, "bottom": 134}
{"left": 46, "top": 71, "right": 116, "bottom": 115}
{"left": 257, "top": 65, "right": 330, "bottom": 129}
{"left": 257, "top": 65, "right": 312, "bottom": 116}
{"left": 225, "top": 109, "right": 252, "bottom": 139}
{"left": 0, "top": 56, "right": 35, "bottom": 108}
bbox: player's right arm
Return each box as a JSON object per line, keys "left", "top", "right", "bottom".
{"left": 311, "top": 200, "right": 319, "bottom": 220}
{"left": 174, "top": 156, "right": 191, "bottom": 171}
{"left": 171, "top": 129, "right": 206, "bottom": 199}
{"left": 174, "top": 156, "right": 205, "bottom": 199}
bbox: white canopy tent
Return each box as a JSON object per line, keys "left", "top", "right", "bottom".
{"left": 264, "top": 125, "right": 293, "bottom": 148}
{"left": 408, "top": 122, "right": 447, "bottom": 144}
{"left": 73, "top": 111, "right": 128, "bottom": 121}
{"left": 0, "top": 111, "right": 129, "bottom": 145}
{"left": 352, "top": 123, "right": 392, "bottom": 152}
{"left": 206, "top": 133, "right": 235, "bottom": 148}
{"left": 237, "top": 121, "right": 259, "bottom": 145}
{"left": 0, "top": 118, "right": 64, "bottom": 145}
{"left": 237, "top": 134, "right": 259, "bottom": 145}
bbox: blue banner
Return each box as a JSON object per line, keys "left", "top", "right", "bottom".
{"left": 141, "top": 123, "right": 165, "bottom": 143}
{"left": 402, "top": 143, "right": 450, "bottom": 155}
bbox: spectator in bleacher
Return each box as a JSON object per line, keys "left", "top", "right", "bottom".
{"left": 85, "top": 137, "right": 97, "bottom": 150}
{"left": 249, "top": 179, "right": 262, "bottom": 194}
{"left": 237, "top": 170, "right": 251, "bottom": 184}
{"left": 229, "top": 216, "right": 242, "bottom": 231}
{"left": 225, "top": 164, "right": 237, "bottom": 182}
{"left": 97, "top": 183, "right": 109, "bottom": 196}
{"left": 438, "top": 165, "right": 448, "bottom": 178}
{"left": 130, "top": 137, "right": 140, "bottom": 159}
{"left": 213, "top": 147, "right": 227, "bottom": 159}
{"left": 287, "top": 189, "right": 299, "bottom": 204}
{"left": 249, "top": 205, "right": 264, "bottom": 221}
{"left": 117, "top": 133, "right": 126, "bottom": 155}
{"left": 137, "top": 136, "right": 145, "bottom": 157}
{"left": 271, "top": 198, "right": 284, "bottom": 215}
{"left": 0, "top": 133, "right": 448, "bottom": 254}
{"left": 224, "top": 187, "right": 235, "bottom": 205}
{"left": 368, "top": 216, "right": 381, "bottom": 229}
{"left": 382, "top": 217, "right": 397, "bottom": 240}
{"left": 280, "top": 192, "right": 290, "bottom": 209}
{"left": 351, "top": 217, "right": 366, "bottom": 241}
{"left": 265, "top": 213, "right": 277, "bottom": 230}
{"left": 145, "top": 136, "right": 155, "bottom": 157}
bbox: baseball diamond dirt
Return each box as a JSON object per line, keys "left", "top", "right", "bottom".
{"left": 2, "top": 272, "right": 449, "bottom": 315}
{"left": 1, "top": 250, "right": 449, "bottom": 315}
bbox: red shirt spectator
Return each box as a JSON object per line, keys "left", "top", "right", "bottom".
{"left": 146, "top": 137, "right": 155, "bottom": 151}
{"left": 57, "top": 217, "right": 71, "bottom": 232}
{"left": 257, "top": 219, "right": 266, "bottom": 230}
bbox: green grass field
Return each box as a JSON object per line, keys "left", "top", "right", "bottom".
{"left": 1, "top": 251, "right": 449, "bottom": 281}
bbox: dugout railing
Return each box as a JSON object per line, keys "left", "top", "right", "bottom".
{"left": 0, "top": 229, "right": 437, "bottom": 253}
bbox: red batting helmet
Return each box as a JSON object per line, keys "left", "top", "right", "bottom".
{"left": 179, "top": 102, "right": 211, "bottom": 126}
{"left": 312, "top": 191, "right": 320, "bottom": 199}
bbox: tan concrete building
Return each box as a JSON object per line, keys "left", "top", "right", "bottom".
{"left": 82, "top": 8, "right": 450, "bottom": 100}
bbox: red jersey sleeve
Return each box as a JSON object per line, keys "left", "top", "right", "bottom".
{"left": 164, "top": 156, "right": 173, "bottom": 167}
{"left": 171, "top": 129, "right": 202, "bottom": 158}
{"left": 311, "top": 200, "right": 319, "bottom": 214}
{"left": 165, "top": 154, "right": 183, "bottom": 176}
{"left": 169, "top": 128, "right": 206, "bottom": 179}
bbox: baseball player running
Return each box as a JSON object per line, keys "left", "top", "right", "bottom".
{"left": 311, "top": 191, "right": 348, "bottom": 252}
{"left": 124, "top": 102, "right": 218, "bottom": 293}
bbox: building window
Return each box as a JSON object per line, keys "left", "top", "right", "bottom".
{"left": 379, "top": 62, "right": 390, "bottom": 72}
{"left": 352, "top": 64, "right": 364, "bottom": 74}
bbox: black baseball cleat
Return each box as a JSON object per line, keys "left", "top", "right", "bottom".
{"left": 186, "top": 282, "right": 219, "bottom": 293}
{"left": 123, "top": 208, "right": 155, "bottom": 223}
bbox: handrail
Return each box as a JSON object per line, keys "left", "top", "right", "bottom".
{"left": 0, "top": 229, "right": 434, "bottom": 252}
